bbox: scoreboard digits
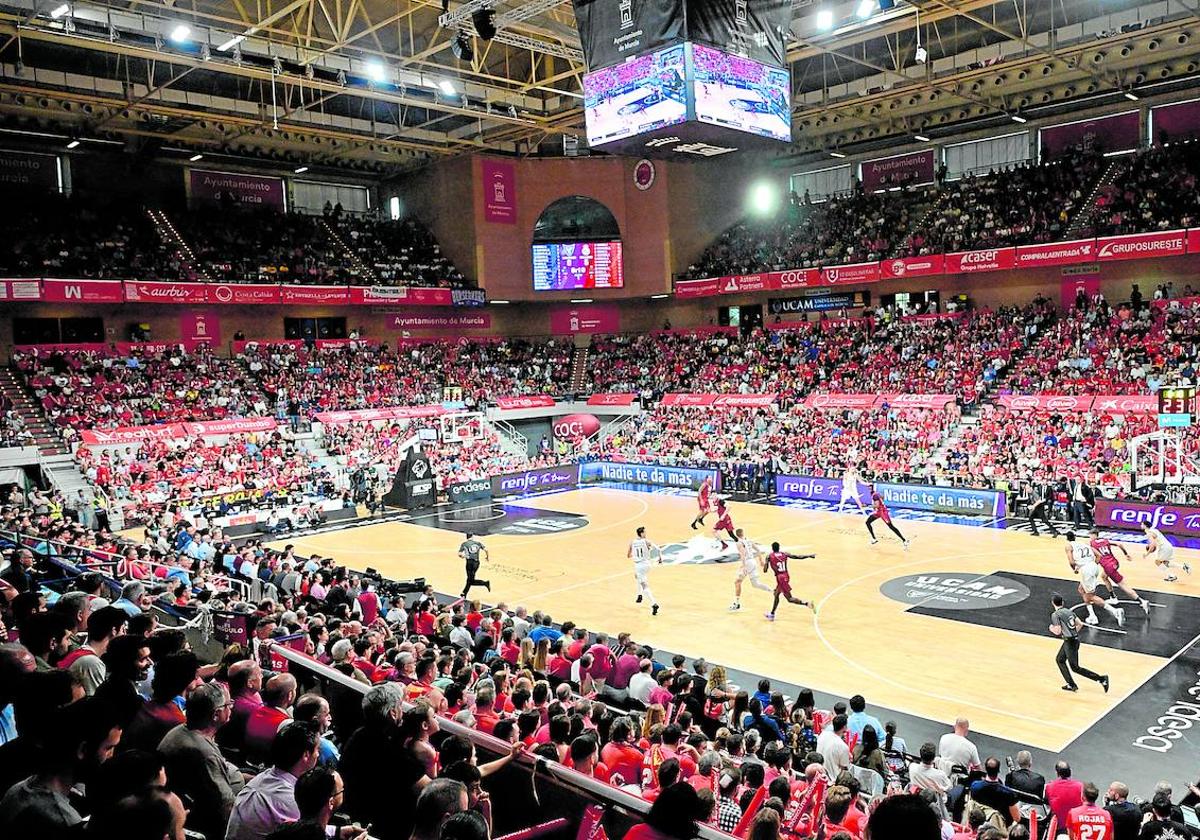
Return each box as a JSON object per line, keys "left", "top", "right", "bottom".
{"left": 1158, "top": 386, "right": 1196, "bottom": 428}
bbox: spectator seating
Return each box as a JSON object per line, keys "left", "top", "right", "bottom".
{"left": 1092, "top": 140, "right": 1200, "bottom": 235}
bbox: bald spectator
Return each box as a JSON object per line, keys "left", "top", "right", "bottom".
{"left": 1005, "top": 750, "right": 1046, "bottom": 800}
{"left": 219, "top": 659, "right": 264, "bottom": 754}
{"left": 937, "top": 718, "right": 980, "bottom": 769}
{"left": 246, "top": 674, "right": 298, "bottom": 762}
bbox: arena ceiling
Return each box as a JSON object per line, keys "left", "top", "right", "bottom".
{"left": 0, "top": 0, "right": 1196, "bottom": 170}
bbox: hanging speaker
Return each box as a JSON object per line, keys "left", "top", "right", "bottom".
{"left": 472, "top": 9, "right": 496, "bottom": 40}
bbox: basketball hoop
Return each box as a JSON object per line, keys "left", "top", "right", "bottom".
{"left": 1129, "top": 429, "right": 1200, "bottom": 491}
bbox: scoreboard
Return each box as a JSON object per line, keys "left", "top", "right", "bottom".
{"left": 1158, "top": 386, "right": 1196, "bottom": 427}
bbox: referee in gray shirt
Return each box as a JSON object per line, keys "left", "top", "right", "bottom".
{"left": 1050, "top": 593, "right": 1109, "bottom": 693}
{"left": 459, "top": 532, "right": 491, "bottom": 598}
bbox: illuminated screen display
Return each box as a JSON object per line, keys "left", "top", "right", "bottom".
{"left": 690, "top": 43, "right": 791, "bottom": 142}
{"left": 532, "top": 241, "right": 625, "bottom": 290}
{"left": 582, "top": 44, "right": 688, "bottom": 146}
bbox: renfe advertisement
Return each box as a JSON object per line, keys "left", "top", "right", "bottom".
{"left": 1094, "top": 498, "right": 1200, "bottom": 538}
{"left": 581, "top": 460, "right": 718, "bottom": 491}
{"left": 774, "top": 474, "right": 1006, "bottom": 517}
{"left": 582, "top": 44, "right": 688, "bottom": 146}
{"left": 532, "top": 241, "right": 625, "bottom": 290}
{"left": 490, "top": 464, "right": 581, "bottom": 497}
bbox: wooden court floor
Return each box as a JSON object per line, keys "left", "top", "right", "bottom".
{"left": 274, "top": 487, "right": 1200, "bottom": 753}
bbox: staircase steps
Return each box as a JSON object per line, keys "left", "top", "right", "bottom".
{"left": 0, "top": 368, "right": 68, "bottom": 456}
{"left": 147, "top": 209, "right": 213, "bottom": 281}
{"left": 319, "top": 219, "right": 381, "bottom": 285}
{"left": 568, "top": 346, "right": 591, "bottom": 393}
{"left": 1066, "top": 158, "right": 1125, "bottom": 237}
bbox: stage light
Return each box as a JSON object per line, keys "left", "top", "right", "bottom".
{"left": 914, "top": 133, "right": 930, "bottom": 142}
{"left": 571, "top": 298, "right": 593, "bottom": 304}
{"left": 49, "top": 4, "right": 69, "bottom": 19}
{"left": 856, "top": 0, "right": 874, "bottom": 19}
{"left": 294, "top": 166, "right": 309, "bottom": 174}
{"left": 168, "top": 24, "right": 191, "bottom": 44}
{"left": 451, "top": 32, "right": 474, "bottom": 61}
{"left": 1011, "top": 113, "right": 1028, "bottom": 123}
{"left": 829, "top": 150, "right": 846, "bottom": 158}
{"left": 189, "top": 153, "right": 203, "bottom": 161}
{"left": 65, "top": 138, "right": 80, "bottom": 149}
{"left": 816, "top": 8, "right": 834, "bottom": 30}
{"left": 365, "top": 60, "right": 387, "bottom": 84}
{"left": 472, "top": 9, "right": 496, "bottom": 40}
{"left": 438, "top": 79, "right": 456, "bottom": 95}
{"left": 1124, "top": 91, "right": 1139, "bottom": 101}
{"left": 749, "top": 181, "right": 779, "bottom": 215}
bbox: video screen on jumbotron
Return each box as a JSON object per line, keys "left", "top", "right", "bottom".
{"left": 582, "top": 44, "right": 688, "bottom": 146}
{"left": 691, "top": 43, "right": 792, "bottom": 142}
{"left": 532, "top": 241, "right": 625, "bottom": 290}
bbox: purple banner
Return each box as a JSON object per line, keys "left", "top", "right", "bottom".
{"left": 0, "top": 150, "right": 59, "bottom": 191}
{"left": 481, "top": 159, "right": 517, "bottom": 224}
{"left": 188, "top": 168, "right": 285, "bottom": 211}
{"left": 774, "top": 474, "right": 843, "bottom": 502}
{"left": 1151, "top": 99, "right": 1200, "bottom": 143}
{"left": 1040, "top": 112, "right": 1140, "bottom": 159}
{"left": 1095, "top": 499, "right": 1200, "bottom": 539}
{"left": 860, "top": 149, "right": 935, "bottom": 192}
{"left": 490, "top": 463, "right": 580, "bottom": 496}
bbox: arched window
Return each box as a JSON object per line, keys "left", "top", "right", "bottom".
{"left": 532, "top": 195, "right": 621, "bottom": 242}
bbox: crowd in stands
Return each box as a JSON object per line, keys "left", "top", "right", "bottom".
{"left": 905, "top": 148, "right": 1102, "bottom": 255}
{"left": 0, "top": 192, "right": 470, "bottom": 289}
{"left": 1092, "top": 140, "right": 1200, "bottom": 236}
{"left": 0, "top": 193, "right": 185, "bottom": 281}
{"left": 333, "top": 216, "right": 469, "bottom": 289}
{"left": 2, "top": 487, "right": 1194, "bottom": 840}
{"left": 683, "top": 188, "right": 922, "bottom": 279}
{"left": 72, "top": 430, "right": 335, "bottom": 510}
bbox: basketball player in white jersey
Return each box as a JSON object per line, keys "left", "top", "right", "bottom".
{"left": 729, "top": 527, "right": 773, "bottom": 612}
{"left": 628, "top": 526, "right": 661, "bottom": 616}
{"left": 1142, "top": 521, "right": 1191, "bottom": 581}
{"left": 838, "top": 463, "right": 867, "bottom": 513}
{"left": 1065, "top": 533, "right": 1125, "bottom": 627}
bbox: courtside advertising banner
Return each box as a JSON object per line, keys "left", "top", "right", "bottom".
{"left": 580, "top": 460, "right": 717, "bottom": 490}
{"left": 491, "top": 464, "right": 581, "bottom": 496}
{"left": 1093, "top": 499, "right": 1200, "bottom": 538}
{"left": 448, "top": 479, "right": 494, "bottom": 504}
{"left": 40, "top": 279, "right": 124, "bottom": 303}
{"left": 773, "top": 474, "right": 842, "bottom": 502}
{"left": 876, "top": 482, "right": 1006, "bottom": 517}
{"left": 587, "top": 393, "right": 637, "bottom": 406}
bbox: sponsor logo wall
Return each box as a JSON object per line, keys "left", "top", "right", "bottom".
{"left": 552, "top": 413, "right": 602, "bottom": 439}
{"left": 448, "top": 479, "right": 494, "bottom": 504}
{"left": 996, "top": 394, "right": 1158, "bottom": 413}
{"left": 495, "top": 395, "right": 557, "bottom": 410}
{"left": 1094, "top": 499, "right": 1200, "bottom": 539}
{"left": 1, "top": 279, "right": 471, "bottom": 306}
{"left": 676, "top": 228, "right": 1200, "bottom": 299}
{"left": 387, "top": 313, "right": 492, "bottom": 331}
{"left": 580, "top": 460, "right": 718, "bottom": 491}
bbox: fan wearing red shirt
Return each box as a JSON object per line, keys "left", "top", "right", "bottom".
{"left": 587, "top": 635, "right": 616, "bottom": 691}
{"left": 600, "top": 718, "right": 644, "bottom": 788}
{"left": 567, "top": 735, "right": 609, "bottom": 782}
{"left": 763, "top": 541, "right": 817, "bottom": 622}
{"left": 866, "top": 490, "right": 910, "bottom": 549}
{"left": 1067, "top": 782, "right": 1114, "bottom": 840}
{"left": 690, "top": 475, "right": 713, "bottom": 530}
{"left": 1046, "top": 761, "right": 1086, "bottom": 831}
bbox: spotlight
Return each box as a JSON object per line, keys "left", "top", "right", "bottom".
{"left": 915, "top": 45, "right": 928, "bottom": 63}
{"left": 749, "top": 181, "right": 779, "bottom": 215}
{"left": 451, "top": 32, "right": 474, "bottom": 61}
{"left": 294, "top": 166, "right": 309, "bottom": 173}
{"left": 816, "top": 8, "right": 834, "bottom": 30}
{"left": 438, "top": 79, "right": 456, "bottom": 95}
{"left": 856, "top": 0, "right": 874, "bottom": 19}
{"left": 914, "top": 134, "right": 930, "bottom": 142}
{"left": 189, "top": 153, "right": 203, "bottom": 161}
{"left": 472, "top": 9, "right": 496, "bottom": 40}
{"left": 829, "top": 150, "right": 846, "bottom": 158}
{"left": 65, "top": 138, "right": 80, "bottom": 149}
{"left": 49, "top": 3, "right": 69, "bottom": 18}
{"left": 1011, "top": 113, "right": 1027, "bottom": 123}
{"left": 365, "top": 60, "right": 387, "bottom": 84}
{"left": 168, "top": 24, "right": 191, "bottom": 44}
{"left": 1124, "top": 90, "right": 1139, "bottom": 101}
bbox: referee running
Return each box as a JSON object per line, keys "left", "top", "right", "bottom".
{"left": 1049, "top": 593, "right": 1109, "bottom": 693}
{"left": 459, "top": 532, "right": 491, "bottom": 598}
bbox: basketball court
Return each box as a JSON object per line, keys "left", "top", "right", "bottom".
{"left": 270, "top": 481, "right": 1200, "bottom": 790}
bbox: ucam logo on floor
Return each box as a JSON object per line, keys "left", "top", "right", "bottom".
{"left": 879, "top": 572, "right": 1030, "bottom": 610}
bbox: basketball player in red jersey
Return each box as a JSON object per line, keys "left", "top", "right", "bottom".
{"left": 691, "top": 476, "right": 714, "bottom": 530}
{"left": 763, "top": 542, "right": 817, "bottom": 621}
{"left": 866, "top": 489, "right": 910, "bottom": 549}
{"left": 1066, "top": 782, "right": 1114, "bottom": 840}
{"left": 1090, "top": 528, "right": 1149, "bottom": 614}
{"left": 711, "top": 498, "right": 737, "bottom": 550}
